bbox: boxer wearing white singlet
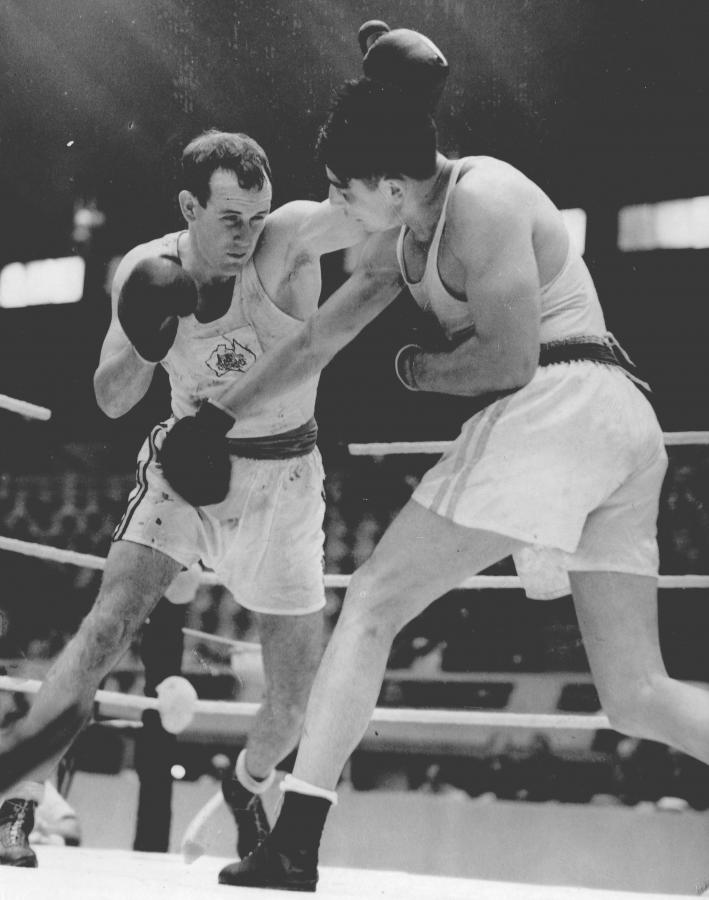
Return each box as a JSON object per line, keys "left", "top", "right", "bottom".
{"left": 400, "top": 157, "right": 666, "bottom": 601}
{"left": 207, "top": 81, "right": 709, "bottom": 891}
{"left": 0, "top": 129, "right": 368, "bottom": 869}
{"left": 113, "top": 230, "right": 326, "bottom": 615}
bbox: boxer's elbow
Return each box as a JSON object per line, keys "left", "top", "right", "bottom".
{"left": 509, "top": 353, "right": 537, "bottom": 389}
{"left": 93, "top": 368, "right": 142, "bottom": 418}
{"left": 97, "top": 400, "right": 125, "bottom": 420}
{"left": 466, "top": 337, "right": 537, "bottom": 395}
{"left": 95, "top": 343, "right": 156, "bottom": 416}
{"left": 490, "top": 334, "right": 538, "bottom": 391}
{"left": 94, "top": 375, "right": 125, "bottom": 418}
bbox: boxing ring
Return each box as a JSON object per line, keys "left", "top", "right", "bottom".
{"left": 0, "top": 396, "right": 708, "bottom": 897}
{"left": 0, "top": 845, "right": 692, "bottom": 900}
{"left": 0, "top": 844, "right": 694, "bottom": 900}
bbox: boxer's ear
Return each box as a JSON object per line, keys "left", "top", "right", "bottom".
{"left": 378, "top": 178, "right": 405, "bottom": 205}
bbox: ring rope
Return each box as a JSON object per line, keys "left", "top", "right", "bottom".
{"left": 4, "top": 430, "right": 702, "bottom": 761}
{"left": 182, "top": 627, "right": 260, "bottom": 653}
{"left": 0, "top": 674, "right": 610, "bottom": 732}
{"left": 0, "top": 393, "right": 52, "bottom": 421}
{"left": 0, "top": 535, "right": 707, "bottom": 590}
{"left": 348, "top": 431, "right": 709, "bottom": 457}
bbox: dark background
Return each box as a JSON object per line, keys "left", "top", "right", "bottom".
{"left": 1, "top": 0, "right": 708, "bottom": 470}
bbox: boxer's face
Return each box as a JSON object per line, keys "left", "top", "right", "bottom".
{"left": 326, "top": 167, "right": 400, "bottom": 232}
{"left": 183, "top": 168, "right": 271, "bottom": 276}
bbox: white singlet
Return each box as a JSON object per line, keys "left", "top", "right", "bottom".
{"left": 396, "top": 159, "right": 667, "bottom": 599}
{"left": 134, "top": 231, "right": 318, "bottom": 439}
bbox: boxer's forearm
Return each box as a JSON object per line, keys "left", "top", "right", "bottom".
{"left": 94, "top": 343, "right": 155, "bottom": 418}
{"left": 213, "top": 264, "right": 402, "bottom": 420}
{"left": 402, "top": 331, "right": 538, "bottom": 397}
{"left": 211, "top": 317, "right": 335, "bottom": 420}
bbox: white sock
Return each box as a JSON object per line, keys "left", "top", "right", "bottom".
{"left": 235, "top": 749, "right": 275, "bottom": 795}
{"left": 280, "top": 774, "right": 338, "bottom": 806}
{"left": 3, "top": 780, "right": 44, "bottom": 804}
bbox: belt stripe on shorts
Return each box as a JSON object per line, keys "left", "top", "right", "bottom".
{"left": 425, "top": 335, "right": 643, "bottom": 521}
{"left": 112, "top": 422, "right": 166, "bottom": 542}
{"left": 429, "top": 396, "right": 513, "bottom": 520}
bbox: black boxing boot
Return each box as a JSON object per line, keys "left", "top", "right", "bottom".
{"left": 0, "top": 799, "right": 38, "bottom": 867}
{"left": 218, "top": 783, "right": 335, "bottom": 892}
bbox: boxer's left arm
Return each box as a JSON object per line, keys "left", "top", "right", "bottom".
{"left": 253, "top": 200, "right": 369, "bottom": 321}
{"left": 210, "top": 228, "right": 402, "bottom": 420}
{"left": 395, "top": 185, "right": 541, "bottom": 396}
{"left": 271, "top": 198, "right": 368, "bottom": 258}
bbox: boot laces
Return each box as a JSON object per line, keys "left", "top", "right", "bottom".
{"left": 5, "top": 801, "right": 29, "bottom": 844}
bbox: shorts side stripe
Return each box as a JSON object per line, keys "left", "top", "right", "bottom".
{"left": 112, "top": 422, "right": 166, "bottom": 542}
{"left": 428, "top": 411, "right": 482, "bottom": 515}
{"left": 441, "top": 396, "right": 512, "bottom": 521}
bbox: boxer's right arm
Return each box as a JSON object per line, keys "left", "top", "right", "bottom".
{"left": 94, "top": 251, "right": 197, "bottom": 418}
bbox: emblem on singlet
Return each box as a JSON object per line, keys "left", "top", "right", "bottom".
{"left": 206, "top": 338, "right": 257, "bottom": 376}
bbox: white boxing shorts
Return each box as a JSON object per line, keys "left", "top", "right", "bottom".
{"left": 113, "top": 420, "right": 327, "bottom": 615}
{"left": 412, "top": 363, "right": 668, "bottom": 599}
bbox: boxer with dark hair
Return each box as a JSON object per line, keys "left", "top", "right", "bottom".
{"left": 199, "top": 55, "right": 704, "bottom": 896}
{"left": 0, "top": 127, "right": 370, "bottom": 866}
{"left": 0, "top": 44, "right": 445, "bottom": 865}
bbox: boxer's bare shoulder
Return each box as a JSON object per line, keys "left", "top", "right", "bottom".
{"left": 256, "top": 200, "right": 367, "bottom": 318}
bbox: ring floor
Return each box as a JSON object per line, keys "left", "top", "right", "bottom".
{"left": 0, "top": 847, "right": 691, "bottom": 900}
{"left": 14, "top": 770, "right": 707, "bottom": 897}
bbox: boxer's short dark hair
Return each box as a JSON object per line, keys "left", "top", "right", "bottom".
{"left": 182, "top": 130, "right": 272, "bottom": 206}
{"left": 317, "top": 78, "right": 437, "bottom": 185}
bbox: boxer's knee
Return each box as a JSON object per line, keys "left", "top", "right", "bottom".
{"left": 78, "top": 550, "right": 166, "bottom": 673}
{"left": 339, "top": 567, "right": 404, "bottom": 645}
{"left": 598, "top": 673, "right": 665, "bottom": 739}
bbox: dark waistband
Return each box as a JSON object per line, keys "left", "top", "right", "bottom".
{"left": 538, "top": 336, "right": 650, "bottom": 392}
{"left": 227, "top": 417, "right": 318, "bottom": 460}
{"left": 539, "top": 339, "right": 620, "bottom": 368}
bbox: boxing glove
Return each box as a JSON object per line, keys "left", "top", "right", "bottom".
{"left": 118, "top": 255, "right": 198, "bottom": 362}
{"left": 358, "top": 21, "right": 449, "bottom": 110}
{"left": 159, "top": 402, "right": 235, "bottom": 507}
{"left": 358, "top": 19, "right": 390, "bottom": 54}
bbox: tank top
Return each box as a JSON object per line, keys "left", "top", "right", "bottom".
{"left": 396, "top": 157, "right": 606, "bottom": 343}
{"left": 137, "top": 232, "right": 318, "bottom": 439}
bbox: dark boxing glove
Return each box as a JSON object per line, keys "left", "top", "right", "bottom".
{"left": 358, "top": 21, "right": 449, "bottom": 111}
{"left": 159, "top": 402, "right": 235, "bottom": 507}
{"left": 358, "top": 19, "right": 390, "bottom": 54}
{"left": 118, "top": 255, "right": 198, "bottom": 362}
